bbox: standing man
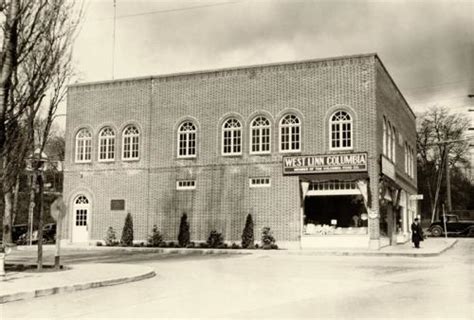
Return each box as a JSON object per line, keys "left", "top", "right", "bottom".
{"left": 411, "top": 217, "right": 424, "bottom": 248}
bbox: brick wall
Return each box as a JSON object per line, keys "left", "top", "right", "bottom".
{"left": 63, "top": 54, "right": 414, "bottom": 246}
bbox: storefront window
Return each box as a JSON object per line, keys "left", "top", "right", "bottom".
{"left": 303, "top": 182, "right": 368, "bottom": 236}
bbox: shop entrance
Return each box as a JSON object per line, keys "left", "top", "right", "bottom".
{"left": 302, "top": 180, "right": 368, "bottom": 241}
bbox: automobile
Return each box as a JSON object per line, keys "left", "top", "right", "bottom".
{"left": 12, "top": 224, "right": 28, "bottom": 242}
{"left": 428, "top": 214, "right": 474, "bottom": 237}
{"left": 16, "top": 223, "right": 57, "bottom": 245}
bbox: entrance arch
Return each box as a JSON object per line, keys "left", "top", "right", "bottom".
{"left": 72, "top": 195, "right": 90, "bottom": 243}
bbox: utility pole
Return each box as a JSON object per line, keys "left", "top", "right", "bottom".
{"left": 112, "top": 0, "right": 117, "bottom": 80}
{"left": 445, "top": 145, "right": 452, "bottom": 212}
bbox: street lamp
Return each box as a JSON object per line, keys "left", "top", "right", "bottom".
{"left": 25, "top": 149, "right": 48, "bottom": 247}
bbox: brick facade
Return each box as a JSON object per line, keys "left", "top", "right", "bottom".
{"left": 63, "top": 53, "right": 417, "bottom": 248}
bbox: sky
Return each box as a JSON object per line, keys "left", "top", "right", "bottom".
{"left": 68, "top": 0, "right": 474, "bottom": 125}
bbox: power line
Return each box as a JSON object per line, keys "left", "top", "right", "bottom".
{"left": 402, "top": 78, "right": 473, "bottom": 93}
{"left": 84, "top": 1, "right": 242, "bottom": 23}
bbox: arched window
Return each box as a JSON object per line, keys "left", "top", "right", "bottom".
{"left": 250, "top": 116, "right": 271, "bottom": 154}
{"left": 177, "top": 121, "right": 197, "bottom": 158}
{"left": 222, "top": 118, "right": 242, "bottom": 155}
{"left": 280, "top": 114, "right": 301, "bottom": 152}
{"left": 387, "top": 121, "right": 392, "bottom": 160}
{"left": 122, "top": 125, "right": 140, "bottom": 160}
{"left": 391, "top": 126, "right": 396, "bottom": 162}
{"left": 404, "top": 142, "right": 409, "bottom": 174}
{"left": 98, "top": 127, "right": 115, "bottom": 161}
{"left": 75, "top": 128, "right": 92, "bottom": 162}
{"left": 330, "top": 111, "right": 352, "bottom": 150}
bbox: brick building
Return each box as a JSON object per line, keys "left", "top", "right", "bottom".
{"left": 63, "top": 53, "right": 417, "bottom": 249}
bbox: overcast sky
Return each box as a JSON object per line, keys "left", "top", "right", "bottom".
{"left": 71, "top": 0, "right": 473, "bottom": 118}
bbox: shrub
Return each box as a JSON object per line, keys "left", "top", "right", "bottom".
{"left": 186, "top": 242, "right": 195, "bottom": 248}
{"left": 120, "top": 212, "right": 134, "bottom": 247}
{"left": 207, "top": 230, "right": 224, "bottom": 248}
{"left": 96, "top": 241, "right": 103, "bottom": 247}
{"left": 199, "top": 242, "right": 209, "bottom": 248}
{"left": 104, "top": 227, "right": 118, "bottom": 246}
{"left": 167, "top": 241, "right": 176, "bottom": 248}
{"left": 178, "top": 213, "right": 191, "bottom": 247}
{"left": 241, "top": 214, "right": 254, "bottom": 249}
{"left": 147, "top": 225, "right": 163, "bottom": 247}
{"left": 231, "top": 242, "right": 241, "bottom": 249}
{"left": 261, "top": 227, "right": 276, "bottom": 250}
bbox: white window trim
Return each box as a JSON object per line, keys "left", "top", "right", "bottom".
{"left": 329, "top": 111, "right": 353, "bottom": 151}
{"left": 279, "top": 115, "right": 301, "bottom": 153}
{"left": 249, "top": 177, "right": 271, "bottom": 188}
{"left": 249, "top": 117, "right": 271, "bottom": 155}
{"left": 122, "top": 126, "right": 140, "bottom": 161}
{"left": 221, "top": 119, "right": 242, "bottom": 156}
{"left": 176, "top": 180, "right": 196, "bottom": 190}
{"left": 98, "top": 128, "right": 115, "bottom": 162}
{"left": 75, "top": 129, "right": 92, "bottom": 163}
{"left": 307, "top": 181, "right": 360, "bottom": 196}
{"left": 177, "top": 122, "right": 197, "bottom": 159}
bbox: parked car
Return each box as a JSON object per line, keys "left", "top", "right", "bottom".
{"left": 16, "top": 223, "right": 57, "bottom": 245}
{"left": 429, "top": 214, "right": 474, "bottom": 237}
{"left": 12, "top": 224, "right": 28, "bottom": 242}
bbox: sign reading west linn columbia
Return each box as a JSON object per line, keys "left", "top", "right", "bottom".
{"left": 283, "top": 152, "right": 368, "bottom": 175}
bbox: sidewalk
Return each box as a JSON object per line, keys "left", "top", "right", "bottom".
{"left": 14, "top": 237, "right": 458, "bottom": 257}
{"left": 0, "top": 263, "right": 155, "bottom": 304}
{"left": 285, "top": 238, "right": 458, "bottom": 257}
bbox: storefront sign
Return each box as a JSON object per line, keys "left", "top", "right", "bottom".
{"left": 409, "top": 194, "right": 424, "bottom": 200}
{"left": 283, "top": 152, "right": 368, "bottom": 175}
{"left": 381, "top": 155, "right": 395, "bottom": 180}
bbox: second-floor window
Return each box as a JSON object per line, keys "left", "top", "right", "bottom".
{"left": 178, "top": 121, "right": 197, "bottom": 158}
{"left": 122, "top": 125, "right": 140, "bottom": 160}
{"left": 98, "top": 127, "right": 115, "bottom": 161}
{"left": 75, "top": 128, "right": 92, "bottom": 163}
{"left": 250, "top": 116, "right": 271, "bottom": 154}
{"left": 330, "top": 111, "right": 352, "bottom": 150}
{"left": 280, "top": 114, "right": 301, "bottom": 152}
{"left": 222, "top": 118, "right": 242, "bottom": 155}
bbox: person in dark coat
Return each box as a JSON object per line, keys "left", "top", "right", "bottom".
{"left": 411, "top": 218, "right": 424, "bottom": 248}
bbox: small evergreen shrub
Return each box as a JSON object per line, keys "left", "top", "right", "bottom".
{"left": 241, "top": 214, "right": 254, "bottom": 249}
{"left": 207, "top": 230, "right": 224, "bottom": 248}
{"left": 231, "top": 242, "right": 241, "bottom": 249}
{"left": 178, "top": 213, "right": 191, "bottom": 247}
{"left": 120, "top": 212, "right": 134, "bottom": 247}
{"left": 261, "top": 227, "right": 276, "bottom": 250}
{"left": 148, "top": 225, "right": 163, "bottom": 247}
{"left": 104, "top": 227, "right": 118, "bottom": 246}
{"left": 168, "top": 241, "right": 176, "bottom": 248}
{"left": 96, "top": 241, "right": 103, "bottom": 246}
{"left": 186, "top": 242, "right": 195, "bottom": 248}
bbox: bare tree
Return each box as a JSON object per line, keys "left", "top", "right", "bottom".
{"left": 416, "top": 106, "right": 470, "bottom": 221}
{"left": 0, "top": 0, "right": 81, "bottom": 264}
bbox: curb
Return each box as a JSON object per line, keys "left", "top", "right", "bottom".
{"left": 281, "top": 239, "right": 459, "bottom": 258}
{"left": 0, "top": 268, "right": 156, "bottom": 304}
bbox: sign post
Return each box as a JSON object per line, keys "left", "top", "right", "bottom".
{"left": 50, "top": 196, "right": 66, "bottom": 270}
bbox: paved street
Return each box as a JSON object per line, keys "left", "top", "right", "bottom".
{"left": 2, "top": 239, "right": 473, "bottom": 319}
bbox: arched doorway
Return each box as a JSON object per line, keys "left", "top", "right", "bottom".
{"left": 72, "top": 195, "right": 90, "bottom": 243}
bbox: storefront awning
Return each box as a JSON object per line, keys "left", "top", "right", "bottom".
{"left": 299, "top": 172, "right": 369, "bottom": 182}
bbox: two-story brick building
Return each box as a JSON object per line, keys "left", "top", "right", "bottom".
{"left": 63, "top": 53, "right": 417, "bottom": 249}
